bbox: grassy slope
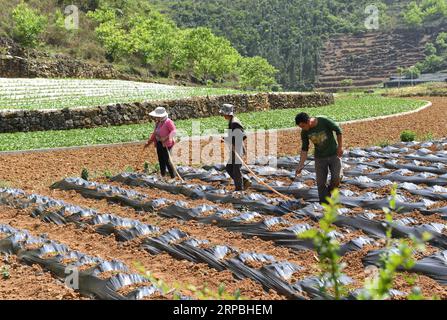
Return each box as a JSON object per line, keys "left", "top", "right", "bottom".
{"left": 0, "top": 95, "right": 426, "bottom": 151}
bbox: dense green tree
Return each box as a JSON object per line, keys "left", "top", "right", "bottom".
{"left": 425, "top": 42, "right": 437, "bottom": 55}
{"left": 11, "top": 2, "right": 47, "bottom": 47}
{"left": 403, "top": 0, "right": 447, "bottom": 26}
{"left": 238, "top": 56, "right": 279, "bottom": 90}
{"left": 176, "top": 27, "right": 241, "bottom": 81}
{"left": 87, "top": 8, "right": 129, "bottom": 60}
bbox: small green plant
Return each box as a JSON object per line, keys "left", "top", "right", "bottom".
{"left": 81, "top": 168, "right": 89, "bottom": 181}
{"left": 358, "top": 184, "right": 432, "bottom": 300}
{"left": 1, "top": 265, "right": 10, "bottom": 280}
{"left": 134, "top": 262, "right": 243, "bottom": 300}
{"left": 299, "top": 189, "right": 348, "bottom": 300}
{"left": 400, "top": 130, "right": 416, "bottom": 142}
{"left": 125, "top": 166, "right": 134, "bottom": 173}
{"left": 420, "top": 132, "right": 434, "bottom": 141}
{"left": 103, "top": 170, "right": 113, "bottom": 179}
{"left": 143, "top": 162, "right": 150, "bottom": 174}
{"left": 377, "top": 140, "right": 391, "bottom": 148}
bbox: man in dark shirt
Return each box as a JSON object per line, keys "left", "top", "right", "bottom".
{"left": 295, "top": 112, "right": 343, "bottom": 204}
{"left": 220, "top": 103, "right": 251, "bottom": 191}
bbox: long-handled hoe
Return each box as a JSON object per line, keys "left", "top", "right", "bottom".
{"left": 223, "top": 138, "right": 293, "bottom": 201}
{"left": 141, "top": 143, "right": 185, "bottom": 183}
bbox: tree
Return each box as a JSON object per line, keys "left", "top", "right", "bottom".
{"left": 416, "top": 54, "right": 444, "bottom": 73}
{"left": 403, "top": 1, "right": 424, "bottom": 26}
{"left": 435, "top": 32, "right": 447, "bottom": 50}
{"left": 11, "top": 2, "right": 47, "bottom": 48}
{"left": 403, "top": 0, "right": 447, "bottom": 26}
{"left": 87, "top": 8, "right": 129, "bottom": 61}
{"left": 128, "top": 12, "right": 180, "bottom": 74}
{"left": 177, "top": 27, "right": 241, "bottom": 82}
{"left": 403, "top": 66, "right": 421, "bottom": 79}
{"left": 424, "top": 42, "right": 437, "bottom": 55}
{"left": 238, "top": 56, "right": 278, "bottom": 91}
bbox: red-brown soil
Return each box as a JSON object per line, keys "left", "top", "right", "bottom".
{"left": 1, "top": 96, "right": 447, "bottom": 300}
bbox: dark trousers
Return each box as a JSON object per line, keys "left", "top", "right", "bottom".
{"left": 226, "top": 162, "right": 243, "bottom": 191}
{"left": 315, "top": 155, "right": 342, "bottom": 204}
{"left": 156, "top": 141, "right": 175, "bottom": 178}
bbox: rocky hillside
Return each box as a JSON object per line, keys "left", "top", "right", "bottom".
{"left": 316, "top": 27, "right": 443, "bottom": 92}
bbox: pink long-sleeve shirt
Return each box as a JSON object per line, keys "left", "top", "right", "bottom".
{"left": 148, "top": 118, "right": 176, "bottom": 148}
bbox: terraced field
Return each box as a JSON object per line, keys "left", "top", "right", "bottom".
{"left": 1, "top": 138, "right": 447, "bottom": 299}
{"left": 0, "top": 78, "right": 242, "bottom": 110}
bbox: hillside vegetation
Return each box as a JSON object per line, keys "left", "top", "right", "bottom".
{"left": 0, "top": 1, "right": 446, "bottom": 90}
{"left": 0, "top": 0, "right": 279, "bottom": 90}
{"left": 152, "top": 0, "right": 447, "bottom": 89}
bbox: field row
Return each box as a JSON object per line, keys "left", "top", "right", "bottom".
{"left": 0, "top": 78, "right": 242, "bottom": 110}
{"left": 1, "top": 139, "right": 445, "bottom": 299}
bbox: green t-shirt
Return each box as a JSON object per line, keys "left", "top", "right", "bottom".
{"left": 301, "top": 116, "right": 342, "bottom": 158}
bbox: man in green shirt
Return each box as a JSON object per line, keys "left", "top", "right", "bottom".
{"left": 295, "top": 112, "right": 343, "bottom": 204}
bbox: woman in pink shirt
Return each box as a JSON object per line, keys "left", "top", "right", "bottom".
{"left": 144, "top": 107, "right": 177, "bottom": 179}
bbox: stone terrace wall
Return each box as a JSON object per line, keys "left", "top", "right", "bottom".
{"left": 0, "top": 37, "right": 123, "bottom": 80}
{"left": 0, "top": 92, "right": 334, "bottom": 133}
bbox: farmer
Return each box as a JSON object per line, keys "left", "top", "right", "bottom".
{"left": 220, "top": 103, "right": 251, "bottom": 191}
{"left": 295, "top": 112, "right": 343, "bottom": 204}
{"left": 144, "top": 107, "right": 177, "bottom": 179}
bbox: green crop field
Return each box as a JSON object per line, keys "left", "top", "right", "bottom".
{"left": 0, "top": 94, "right": 426, "bottom": 151}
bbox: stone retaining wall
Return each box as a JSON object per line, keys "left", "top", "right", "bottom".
{"left": 0, "top": 37, "right": 123, "bottom": 80}
{"left": 0, "top": 92, "right": 334, "bottom": 133}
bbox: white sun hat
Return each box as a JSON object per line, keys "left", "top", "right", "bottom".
{"left": 149, "top": 107, "right": 168, "bottom": 118}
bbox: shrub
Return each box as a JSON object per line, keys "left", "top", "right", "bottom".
{"left": 340, "top": 79, "right": 353, "bottom": 87}
{"left": 11, "top": 3, "right": 47, "bottom": 48}
{"left": 436, "top": 32, "right": 447, "bottom": 50}
{"left": 420, "top": 131, "right": 434, "bottom": 141}
{"left": 424, "top": 42, "right": 437, "bottom": 55}
{"left": 81, "top": 168, "right": 89, "bottom": 181}
{"left": 125, "top": 166, "right": 134, "bottom": 173}
{"left": 403, "top": 2, "right": 424, "bottom": 26}
{"left": 416, "top": 55, "right": 444, "bottom": 73}
{"left": 400, "top": 130, "right": 417, "bottom": 142}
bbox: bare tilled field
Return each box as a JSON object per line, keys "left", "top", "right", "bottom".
{"left": 1, "top": 97, "right": 447, "bottom": 300}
